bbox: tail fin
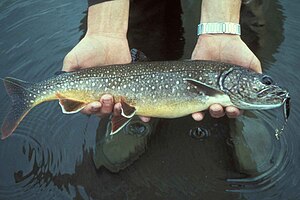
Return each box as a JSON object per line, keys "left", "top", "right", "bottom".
{"left": 1, "top": 77, "right": 35, "bottom": 139}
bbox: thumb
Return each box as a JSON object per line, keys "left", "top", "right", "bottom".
{"left": 249, "top": 56, "right": 262, "bottom": 73}
{"left": 62, "top": 52, "right": 80, "bottom": 72}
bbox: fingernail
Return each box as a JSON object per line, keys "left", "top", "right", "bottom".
{"left": 90, "top": 102, "right": 100, "bottom": 111}
{"left": 91, "top": 106, "right": 98, "bottom": 112}
{"left": 226, "top": 107, "right": 236, "bottom": 113}
{"left": 102, "top": 99, "right": 112, "bottom": 105}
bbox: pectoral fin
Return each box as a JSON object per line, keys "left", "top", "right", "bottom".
{"left": 111, "top": 100, "right": 136, "bottom": 135}
{"left": 56, "top": 93, "right": 87, "bottom": 114}
{"left": 184, "top": 78, "right": 224, "bottom": 96}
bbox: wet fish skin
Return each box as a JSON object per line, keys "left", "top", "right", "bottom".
{"left": 1, "top": 60, "right": 289, "bottom": 139}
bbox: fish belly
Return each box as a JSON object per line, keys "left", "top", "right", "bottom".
{"left": 135, "top": 94, "right": 233, "bottom": 118}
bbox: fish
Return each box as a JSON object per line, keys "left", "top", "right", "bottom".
{"left": 1, "top": 60, "right": 290, "bottom": 139}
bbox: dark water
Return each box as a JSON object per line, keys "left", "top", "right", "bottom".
{"left": 0, "top": 0, "right": 299, "bottom": 199}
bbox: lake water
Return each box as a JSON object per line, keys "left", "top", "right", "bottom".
{"left": 0, "top": 0, "right": 299, "bottom": 199}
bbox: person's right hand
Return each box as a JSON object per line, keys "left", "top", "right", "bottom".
{"left": 62, "top": 34, "right": 131, "bottom": 117}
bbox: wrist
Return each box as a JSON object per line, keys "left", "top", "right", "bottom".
{"left": 86, "top": 0, "right": 129, "bottom": 37}
{"left": 198, "top": 34, "right": 241, "bottom": 39}
{"left": 200, "top": 0, "right": 241, "bottom": 23}
{"left": 196, "top": 34, "right": 241, "bottom": 45}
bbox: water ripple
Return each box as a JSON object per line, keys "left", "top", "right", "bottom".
{"left": 226, "top": 110, "right": 296, "bottom": 194}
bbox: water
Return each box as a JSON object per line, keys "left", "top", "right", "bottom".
{"left": 0, "top": 0, "right": 299, "bottom": 199}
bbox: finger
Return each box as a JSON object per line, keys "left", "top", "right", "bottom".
{"left": 99, "top": 94, "right": 114, "bottom": 115}
{"left": 81, "top": 101, "right": 101, "bottom": 115}
{"left": 209, "top": 104, "right": 225, "bottom": 118}
{"left": 249, "top": 55, "right": 262, "bottom": 73}
{"left": 139, "top": 116, "right": 151, "bottom": 122}
{"left": 113, "top": 103, "right": 122, "bottom": 116}
{"left": 192, "top": 112, "right": 205, "bottom": 121}
{"left": 225, "top": 106, "right": 243, "bottom": 118}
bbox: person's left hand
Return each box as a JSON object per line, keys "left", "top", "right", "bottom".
{"left": 191, "top": 34, "right": 262, "bottom": 121}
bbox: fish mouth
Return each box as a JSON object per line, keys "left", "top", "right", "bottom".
{"left": 257, "top": 87, "right": 289, "bottom": 100}
{"left": 237, "top": 88, "right": 289, "bottom": 110}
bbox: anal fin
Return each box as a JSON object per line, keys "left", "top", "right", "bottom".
{"left": 111, "top": 98, "right": 136, "bottom": 135}
{"left": 110, "top": 115, "right": 132, "bottom": 135}
{"left": 120, "top": 100, "right": 136, "bottom": 118}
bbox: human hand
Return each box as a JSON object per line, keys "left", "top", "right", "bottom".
{"left": 62, "top": 34, "right": 131, "bottom": 117}
{"left": 191, "top": 34, "right": 262, "bottom": 120}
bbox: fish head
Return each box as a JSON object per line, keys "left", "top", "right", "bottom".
{"left": 221, "top": 68, "right": 290, "bottom": 110}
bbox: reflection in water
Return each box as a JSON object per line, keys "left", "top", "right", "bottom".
{"left": 93, "top": 116, "right": 156, "bottom": 173}
{"left": 227, "top": 110, "right": 291, "bottom": 192}
{"left": 0, "top": 0, "right": 299, "bottom": 199}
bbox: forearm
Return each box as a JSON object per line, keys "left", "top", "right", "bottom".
{"left": 200, "top": 0, "right": 241, "bottom": 23}
{"left": 86, "top": 0, "right": 129, "bottom": 37}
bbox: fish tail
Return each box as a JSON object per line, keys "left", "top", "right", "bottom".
{"left": 1, "top": 77, "right": 35, "bottom": 139}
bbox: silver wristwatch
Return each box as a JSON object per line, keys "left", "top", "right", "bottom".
{"left": 197, "top": 22, "right": 241, "bottom": 36}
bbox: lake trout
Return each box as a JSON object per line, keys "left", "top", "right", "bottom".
{"left": 1, "top": 60, "right": 290, "bottom": 139}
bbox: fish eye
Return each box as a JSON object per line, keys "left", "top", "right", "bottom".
{"left": 261, "top": 75, "right": 274, "bottom": 85}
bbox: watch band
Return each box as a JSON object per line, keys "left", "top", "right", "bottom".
{"left": 197, "top": 22, "right": 241, "bottom": 36}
